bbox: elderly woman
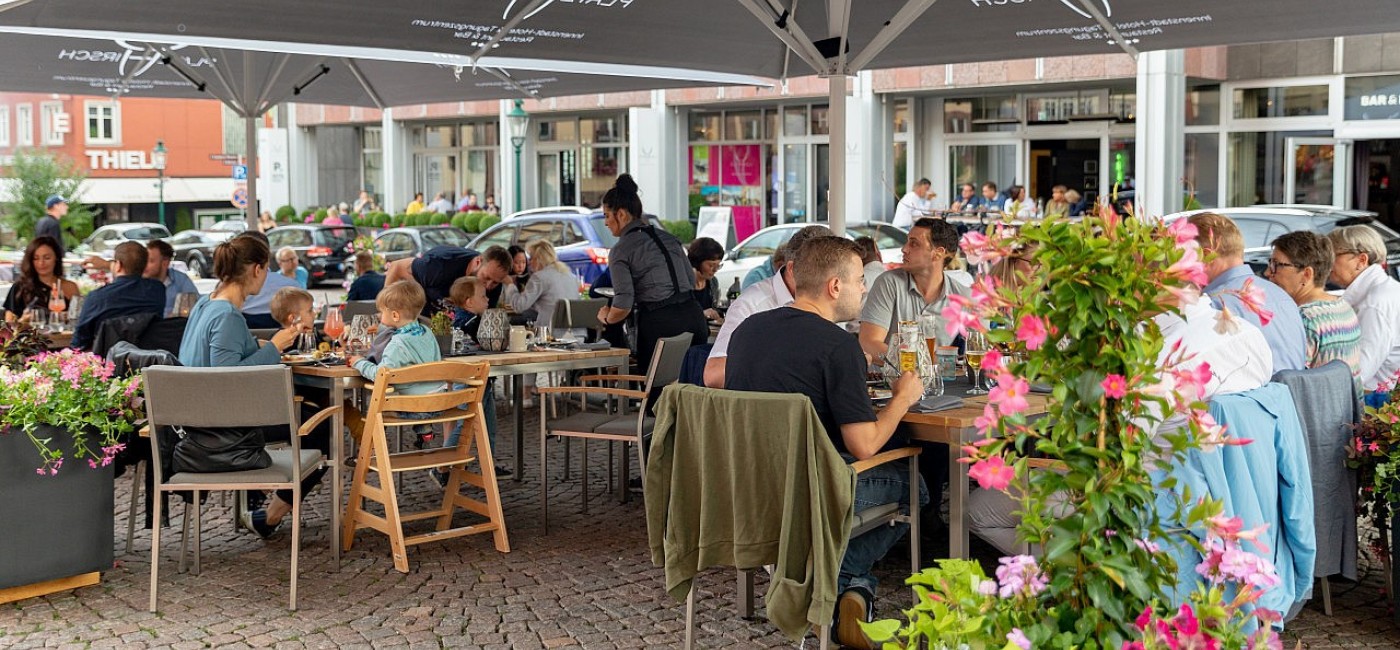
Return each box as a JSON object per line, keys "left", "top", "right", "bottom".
{"left": 1265, "top": 231, "right": 1362, "bottom": 379}
{"left": 1327, "top": 226, "right": 1400, "bottom": 401}
{"left": 276, "top": 246, "right": 308, "bottom": 289}
{"left": 687, "top": 236, "right": 725, "bottom": 323}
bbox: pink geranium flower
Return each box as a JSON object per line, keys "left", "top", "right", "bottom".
{"left": 960, "top": 231, "right": 990, "bottom": 264}
{"left": 942, "top": 294, "right": 982, "bottom": 338}
{"left": 989, "top": 372, "right": 1031, "bottom": 415}
{"left": 1015, "top": 314, "right": 1048, "bottom": 350}
{"left": 973, "top": 404, "right": 999, "bottom": 435}
{"left": 1234, "top": 277, "right": 1275, "bottom": 327}
{"left": 1101, "top": 374, "right": 1128, "bottom": 399}
{"left": 1167, "top": 218, "right": 1199, "bottom": 246}
{"left": 982, "top": 348, "right": 1005, "bottom": 374}
{"left": 968, "top": 455, "right": 1015, "bottom": 491}
{"left": 1167, "top": 245, "right": 1209, "bottom": 286}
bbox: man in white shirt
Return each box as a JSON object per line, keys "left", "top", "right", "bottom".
{"left": 968, "top": 298, "right": 1274, "bottom": 555}
{"left": 704, "top": 243, "right": 797, "bottom": 388}
{"left": 892, "top": 178, "right": 935, "bottom": 230}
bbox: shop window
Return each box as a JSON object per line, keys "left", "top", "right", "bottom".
{"left": 1186, "top": 87, "right": 1221, "bottom": 126}
{"left": 809, "top": 106, "right": 830, "bottom": 136}
{"left": 689, "top": 112, "right": 720, "bottom": 141}
{"left": 1184, "top": 133, "right": 1219, "bottom": 208}
{"left": 419, "top": 125, "right": 457, "bottom": 148}
{"left": 1233, "top": 85, "right": 1329, "bottom": 119}
{"left": 1227, "top": 130, "right": 1330, "bottom": 205}
{"left": 950, "top": 144, "right": 1017, "bottom": 198}
{"left": 460, "top": 122, "right": 498, "bottom": 147}
{"left": 723, "top": 111, "right": 763, "bottom": 141}
{"left": 783, "top": 106, "right": 807, "bottom": 136}
{"left": 537, "top": 119, "right": 577, "bottom": 143}
{"left": 944, "top": 96, "right": 1018, "bottom": 133}
{"left": 893, "top": 100, "right": 910, "bottom": 134}
{"left": 1345, "top": 75, "right": 1400, "bottom": 121}
{"left": 581, "top": 117, "right": 624, "bottom": 144}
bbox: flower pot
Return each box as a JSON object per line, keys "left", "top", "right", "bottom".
{"left": 0, "top": 425, "right": 114, "bottom": 591}
{"left": 435, "top": 333, "right": 454, "bottom": 357}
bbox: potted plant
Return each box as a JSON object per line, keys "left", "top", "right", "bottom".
{"left": 1347, "top": 380, "right": 1400, "bottom": 622}
{"left": 0, "top": 341, "right": 144, "bottom": 595}
{"left": 427, "top": 311, "right": 454, "bottom": 356}
{"left": 864, "top": 209, "right": 1284, "bottom": 648}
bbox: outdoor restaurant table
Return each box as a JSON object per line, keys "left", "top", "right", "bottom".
{"left": 288, "top": 346, "right": 631, "bottom": 564}
{"left": 901, "top": 384, "right": 1050, "bottom": 560}
{"left": 44, "top": 330, "right": 73, "bottom": 349}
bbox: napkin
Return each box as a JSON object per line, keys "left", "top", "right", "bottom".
{"left": 578, "top": 341, "right": 614, "bottom": 350}
{"left": 909, "top": 394, "right": 964, "bottom": 413}
{"left": 1030, "top": 382, "right": 1053, "bottom": 394}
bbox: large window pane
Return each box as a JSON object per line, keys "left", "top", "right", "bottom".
{"left": 1233, "top": 85, "right": 1329, "bottom": 119}
{"left": 893, "top": 100, "right": 910, "bottom": 134}
{"left": 417, "top": 154, "right": 458, "bottom": 204}
{"left": 463, "top": 150, "right": 496, "bottom": 207}
{"left": 783, "top": 107, "right": 808, "bottom": 136}
{"left": 690, "top": 112, "right": 720, "bottom": 141}
{"left": 1184, "top": 133, "right": 1220, "bottom": 208}
{"left": 581, "top": 117, "right": 624, "bottom": 144}
{"left": 460, "top": 122, "right": 498, "bottom": 147}
{"left": 1186, "top": 87, "right": 1221, "bottom": 126}
{"left": 949, "top": 144, "right": 1017, "bottom": 199}
{"left": 724, "top": 111, "right": 763, "bottom": 141}
{"left": 1227, "top": 130, "right": 1330, "bottom": 205}
{"left": 362, "top": 151, "right": 383, "bottom": 199}
{"left": 893, "top": 142, "right": 909, "bottom": 198}
{"left": 580, "top": 146, "right": 623, "bottom": 208}
{"left": 783, "top": 144, "right": 808, "bottom": 221}
{"left": 537, "top": 119, "right": 577, "bottom": 143}
{"left": 810, "top": 106, "right": 830, "bottom": 136}
{"left": 944, "top": 96, "right": 1018, "bottom": 133}
{"left": 419, "top": 125, "right": 457, "bottom": 148}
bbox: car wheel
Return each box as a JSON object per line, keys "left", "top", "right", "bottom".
{"left": 187, "top": 255, "right": 206, "bottom": 278}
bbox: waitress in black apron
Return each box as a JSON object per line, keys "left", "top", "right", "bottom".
{"left": 595, "top": 174, "right": 708, "bottom": 371}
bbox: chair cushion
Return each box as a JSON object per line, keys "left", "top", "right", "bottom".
{"left": 592, "top": 415, "right": 654, "bottom": 438}
{"left": 548, "top": 412, "right": 618, "bottom": 435}
{"left": 166, "top": 448, "right": 323, "bottom": 486}
{"left": 851, "top": 503, "right": 901, "bottom": 535}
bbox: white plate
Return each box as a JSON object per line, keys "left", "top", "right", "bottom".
{"left": 280, "top": 354, "right": 318, "bottom": 366}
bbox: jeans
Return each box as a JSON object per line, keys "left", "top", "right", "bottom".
{"left": 839, "top": 455, "right": 929, "bottom": 598}
{"left": 444, "top": 377, "right": 498, "bottom": 454}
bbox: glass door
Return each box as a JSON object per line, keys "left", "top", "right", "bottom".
{"left": 418, "top": 154, "right": 458, "bottom": 206}
{"left": 815, "top": 144, "right": 830, "bottom": 222}
{"left": 538, "top": 152, "right": 561, "bottom": 207}
{"left": 1285, "top": 137, "right": 1345, "bottom": 207}
{"left": 782, "top": 144, "right": 809, "bottom": 222}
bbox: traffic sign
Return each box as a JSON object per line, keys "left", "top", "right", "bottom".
{"left": 209, "top": 153, "right": 240, "bottom": 165}
{"left": 231, "top": 187, "right": 249, "bottom": 209}
{"left": 232, "top": 165, "right": 248, "bottom": 181}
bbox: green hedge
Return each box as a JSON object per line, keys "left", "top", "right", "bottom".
{"left": 391, "top": 213, "right": 408, "bottom": 228}
{"left": 275, "top": 204, "right": 297, "bottom": 223}
{"left": 476, "top": 215, "right": 501, "bottom": 232}
{"left": 661, "top": 220, "right": 696, "bottom": 244}
{"left": 300, "top": 209, "right": 315, "bottom": 223}
{"left": 450, "top": 212, "right": 469, "bottom": 231}
{"left": 429, "top": 213, "right": 450, "bottom": 226}
{"left": 369, "top": 211, "right": 391, "bottom": 228}
{"left": 313, "top": 208, "right": 328, "bottom": 223}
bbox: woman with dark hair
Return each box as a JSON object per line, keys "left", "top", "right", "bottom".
{"left": 595, "top": 174, "right": 708, "bottom": 369}
{"left": 687, "top": 236, "right": 725, "bottom": 322}
{"left": 3, "top": 236, "right": 78, "bottom": 322}
{"left": 178, "top": 233, "right": 322, "bottom": 539}
{"left": 508, "top": 244, "right": 530, "bottom": 290}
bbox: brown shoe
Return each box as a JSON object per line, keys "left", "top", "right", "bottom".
{"left": 344, "top": 402, "right": 366, "bottom": 445}
{"left": 834, "top": 588, "right": 875, "bottom": 649}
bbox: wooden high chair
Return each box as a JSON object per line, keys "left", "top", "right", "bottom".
{"left": 342, "top": 360, "right": 509, "bottom": 572}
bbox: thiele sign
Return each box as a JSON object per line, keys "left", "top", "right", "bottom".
{"left": 86, "top": 150, "right": 159, "bottom": 170}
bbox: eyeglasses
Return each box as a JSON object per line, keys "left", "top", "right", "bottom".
{"left": 1266, "top": 259, "right": 1304, "bottom": 273}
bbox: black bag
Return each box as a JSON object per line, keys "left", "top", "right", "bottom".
{"left": 171, "top": 425, "right": 272, "bottom": 474}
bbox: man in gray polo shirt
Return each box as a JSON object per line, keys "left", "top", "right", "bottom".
{"left": 859, "top": 217, "right": 968, "bottom": 364}
{"left": 858, "top": 216, "right": 967, "bottom": 553}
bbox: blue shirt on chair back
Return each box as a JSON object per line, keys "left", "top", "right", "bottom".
{"left": 72, "top": 275, "right": 166, "bottom": 350}
{"left": 1205, "top": 265, "right": 1307, "bottom": 372}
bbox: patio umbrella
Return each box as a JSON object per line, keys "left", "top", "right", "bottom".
{"left": 0, "top": 30, "right": 764, "bottom": 224}
{"left": 7, "top": 0, "right": 1400, "bottom": 228}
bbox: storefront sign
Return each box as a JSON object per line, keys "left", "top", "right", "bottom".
{"left": 1346, "top": 75, "right": 1400, "bottom": 120}
{"left": 85, "top": 149, "right": 158, "bottom": 170}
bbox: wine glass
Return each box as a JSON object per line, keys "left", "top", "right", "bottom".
{"left": 324, "top": 307, "right": 345, "bottom": 353}
{"left": 47, "top": 291, "right": 66, "bottom": 332}
{"left": 965, "top": 329, "right": 989, "bottom": 395}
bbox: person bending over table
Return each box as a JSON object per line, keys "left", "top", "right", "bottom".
{"left": 178, "top": 234, "right": 323, "bottom": 539}
{"left": 384, "top": 244, "right": 510, "bottom": 317}
{"left": 71, "top": 241, "right": 165, "bottom": 350}
{"left": 3, "top": 236, "right": 78, "bottom": 323}
{"left": 725, "top": 235, "right": 927, "bottom": 650}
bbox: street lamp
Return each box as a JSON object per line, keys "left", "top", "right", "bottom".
{"left": 507, "top": 99, "right": 530, "bottom": 213}
{"left": 152, "top": 140, "right": 168, "bottom": 229}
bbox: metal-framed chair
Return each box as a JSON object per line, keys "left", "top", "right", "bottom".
{"left": 142, "top": 365, "right": 338, "bottom": 612}
{"left": 537, "top": 332, "right": 692, "bottom": 533}
{"left": 342, "top": 360, "right": 509, "bottom": 573}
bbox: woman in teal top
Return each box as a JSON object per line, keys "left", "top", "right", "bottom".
{"left": 179, "top": 233, "right": 320, "bottom": 538}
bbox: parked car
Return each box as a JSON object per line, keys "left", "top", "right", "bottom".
{"left": 266, "top": 224, "right": 358, "bottom": 286}
{"left": 504, "top": 206, "right": 593, "bottom": 220}
{"left": 206, "top": 220, "right": 250, "bottom": 234}
{"left": 374, "top": 226, "right": 474, "bottom": 263}
{"left": 77, "top": 222, "right": 173, "bottom": 257}
{"left": 713, "top": 222, "right": 908, "bottom": 292}
{"left": 165, "top": 229, "right": 234, "bottom": 278}
{"left": 1163, "top": 205, "right": 1400, "bottom": 278}
{"left": 468, "top": 210, "right": 662, "bottom": 284}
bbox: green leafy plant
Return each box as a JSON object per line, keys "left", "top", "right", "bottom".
{"left": 1347, "top": 379, "right": 1400, "bottom": 554}
{"left": 450, "top": 212, "right": 469, "bottom": 231}
{"left": 314, "top": 208, "right": 329, "bottom": 223}
{"left": 275, "top": 204, "right": 297, "bottom": 223}
{"left": 0, "top": 348, "right": 144, "bottom": 475}
{"left": 1, "top": 150, "right": 96, "bottom": 248}
{"left": 174, "top": 207, "right": 193, "bottom": 232}
{"left": 426, "top": 310, "right": 453, "bottom": 336}
{"left": 476, "top": 215, "right": 501, "bottom": 232}
{"left": 661, "top": 219, "right": 696, "bottom": 244}
{"left": 429, "top": 213, "right": 450, "bottom": 226}
{"left": 0, "top": 322, "right": 50, "bottom": 370}
{"left": 391, "top": 213, "right": 408, "bottom": 228}
{"left": 300, "top": 209, "right": 315, "bottom": 223}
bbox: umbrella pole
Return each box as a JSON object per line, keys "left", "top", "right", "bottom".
{"left": 246, "top": 114, "right": 260, "bottom": 230}
{"left": 828, "top": 75, "right": 846, "bottom": 235}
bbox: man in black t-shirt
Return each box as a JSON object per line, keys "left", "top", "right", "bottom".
{"left": 725, "top": 236, "right": 926, "bottom": 650}
{"left": 384, "top": 245, "right": 511, "bottom": 316}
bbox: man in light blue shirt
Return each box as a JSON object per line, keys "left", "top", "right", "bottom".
{"left": 1191, "top": 213, "right": 1306, "bottom": 371}
{"left": 145, "top": 240, "right": 199, "bottom": 317}
{"left": 233, "top": 231, "right": 304, "bottom": 329}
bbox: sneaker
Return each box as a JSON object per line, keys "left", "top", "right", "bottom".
{"left": 344, "top": 403, "right": 366, "bottom": 445}
{"left": 240, "top": 508, "right": 280, "bottom": 540}
{"left": 834, "top": 587, "right": 875, "bottom": 650}
{"left": 430, "top": 468, "right": 449, "bottom": 488}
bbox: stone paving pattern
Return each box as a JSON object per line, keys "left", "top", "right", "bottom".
{"left": 2, "top": 405, "right": 1399, "bottom": 648}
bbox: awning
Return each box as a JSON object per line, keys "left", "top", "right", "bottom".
{"left": 3, "top": 0, "right": 1400, "bottom": 79}
{"left": 0, "top": 32, "right": 759, "bottom": 114}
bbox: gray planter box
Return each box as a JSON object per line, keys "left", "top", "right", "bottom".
{"left": 0, "top": 425, "right": 114, "bottom": 590}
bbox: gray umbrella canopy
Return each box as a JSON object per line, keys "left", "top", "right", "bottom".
{"left": 3, "top": 0, "right": 1400, "bottom": 78}
{"left": 0, "top": 32, "right": 753, "bottom": 113}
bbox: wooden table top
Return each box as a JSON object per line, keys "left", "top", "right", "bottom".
{"left": 44, "top": 330, "right": 73, "bottom": 349}
{"left": 902, "top": 391, "right": 1050, "bottom": 444}
{"left": 288, "top": 346, "right": 630, "bottom": 378}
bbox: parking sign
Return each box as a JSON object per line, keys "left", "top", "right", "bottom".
{"left": 232, "top": 165, "right": 247, "bottom": 181}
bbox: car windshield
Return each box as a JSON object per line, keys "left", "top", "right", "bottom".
{"left": 590, "top": 216, "right": 619, "bottom": 247}
{"left": 421, "top": 228, "right": 471, "bottom": 249}
{"left": 315, "top": 227, "right": 359, "bottom": 250}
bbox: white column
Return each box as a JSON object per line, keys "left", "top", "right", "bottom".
{"left": 284, "top": 105, "right": 318, "bottom": 211}
{"left": 842, "top": 71, "right": 888, "bottom": 226}
{"left": 1135, "top": 49, "right": 1186, "bottom": 218}
{"left": 381, "top": 107, "right": 411, "bottom": 214}
{"left": 629, "top": 90, "right": 684, "bottom": 222}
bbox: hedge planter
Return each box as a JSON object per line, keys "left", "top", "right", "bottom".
{"left": 0, "top": 425, "right": 114, "bottom": 592}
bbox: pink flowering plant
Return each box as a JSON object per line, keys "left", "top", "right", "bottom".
{"left": 0, "top": 348, "right": 144, "bottom": 475}
{"left": 866, "top": 207, "right": 1284, "bottom": 648}
{"left": 1346, "top": 376, "right": 1400, "bottom": 554}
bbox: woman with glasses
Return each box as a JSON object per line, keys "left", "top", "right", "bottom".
{"left": 1326, "top": 226, "right": 1400, "bottom": 403}
{"left": 1265, "top": 231, "right": 1361, "bottom": 380}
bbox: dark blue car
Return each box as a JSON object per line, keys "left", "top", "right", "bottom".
{"left": 468, "top": 210, "right": 661, "bottom": 285}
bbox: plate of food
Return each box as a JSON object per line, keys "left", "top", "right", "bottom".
{"left": 868, "top": 388, "right": 893, "bottom": 402}
{"left": 280, "top": 353, "right": 318, "bottom": 366}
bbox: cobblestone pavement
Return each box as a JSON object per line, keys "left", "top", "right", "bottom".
{"left": 2, "top": 405, "right": 1398, "bottom": 648}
